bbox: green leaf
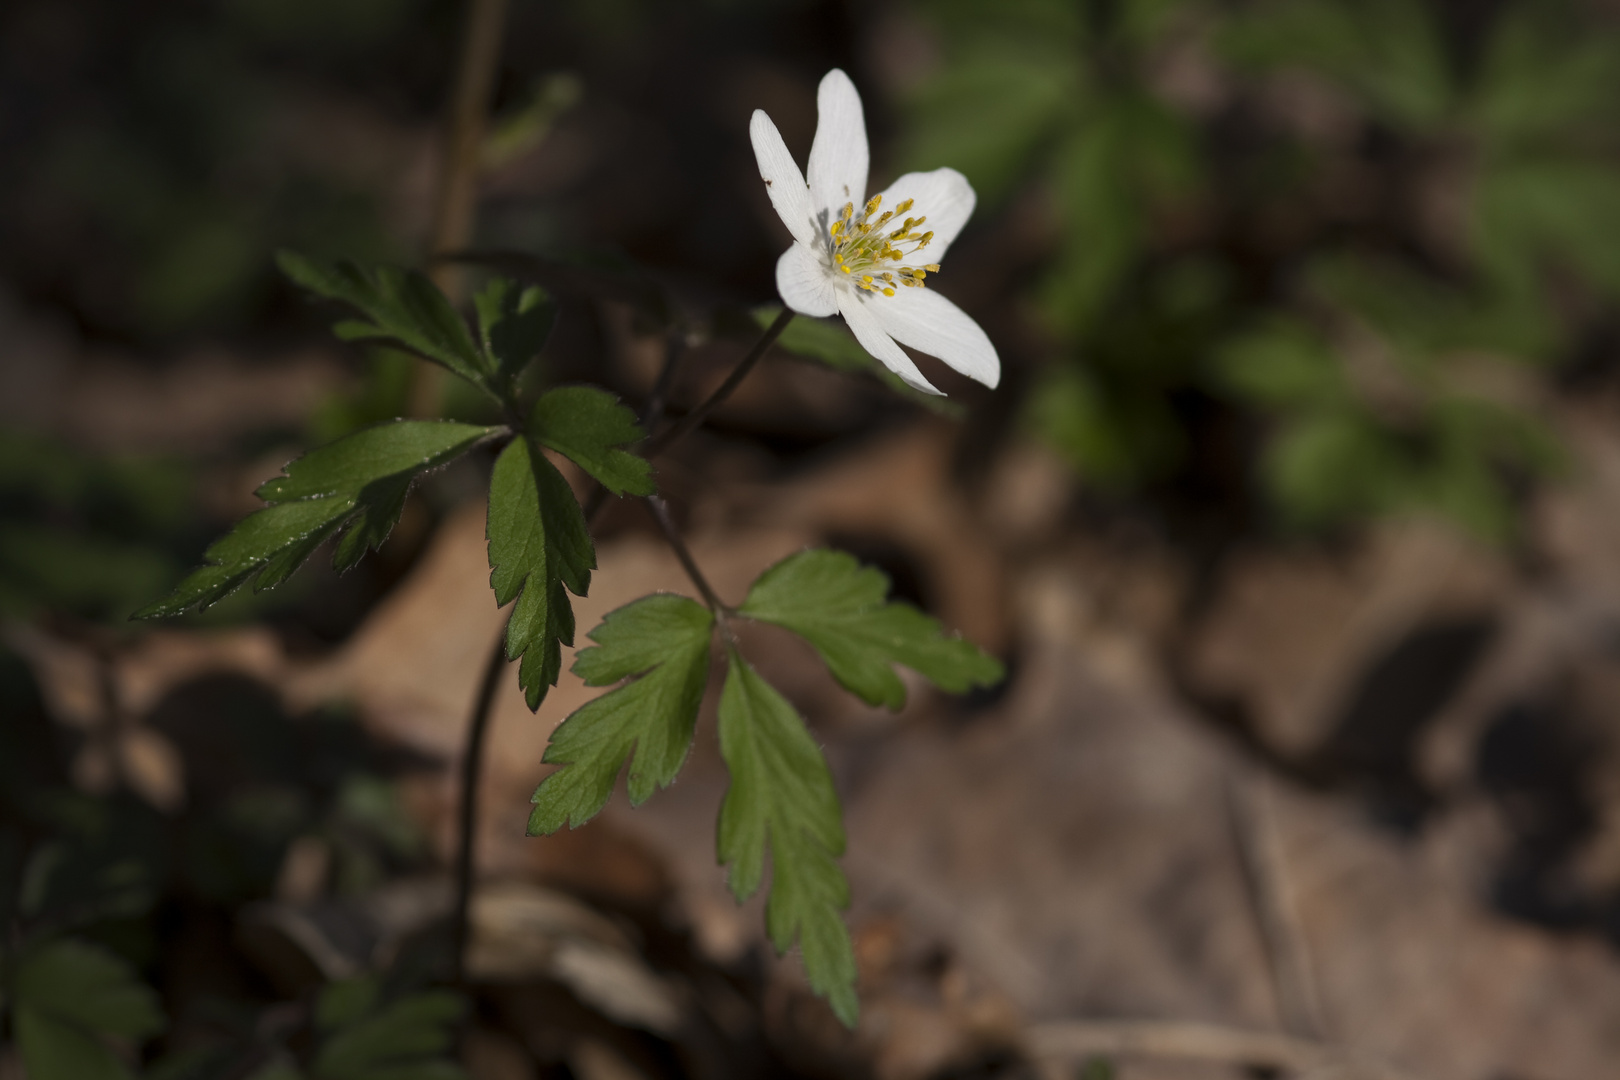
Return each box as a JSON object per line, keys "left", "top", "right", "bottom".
{"left": 136, "top": 421, "right": 495, "bottom": 618}
{"left": 752, "top": 307, "right": 963, "bottom": 417}
{"left": 15, "top": 938, "right": 166, "bottom": 1041}
{"left": 716, "top": 654, "right": 858, "bottom": 1027}
{"left": 1213, "top": 319, "right": 1346, "bottom": 410}
{"left": 14, "top": 1007, "right": 133, "bottom": 1080}
{"left": 488, "top": 437, "right": 594, "bottom": 710}
{"left": 739, "top": 549, "right": 1005, "bottom": 710}
{"left": 315, "top": 976, "right": 382, "bottom": 1033}
{"left": 528, "top": 387, "right": 654, "bottom": 497}
{"left": 474, "top": 277, "right": 557, "bottom": 390}
{"left": 311, "top": 990, "right": 466, "bottom": 1080}
{"left": 1472, "top": 9, "right": 1620, "bottom": 144}
{"left": 277, "top": 251, "right": 490, "bottom": 389}
{"left": 528, "top": 594, "right": 713, "bottom": 834}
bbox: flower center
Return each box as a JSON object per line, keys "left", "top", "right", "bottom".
{"left": 826, "top": 194, "right": 941, "bottom": 297}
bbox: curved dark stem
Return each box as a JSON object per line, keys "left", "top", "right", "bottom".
{"left": 451, "top": 624, "right": 509, "bottom": 986}
{"left": 646, "top": 495, "right": 730, "bottom": 624}
{"left": 644, "top": 308, "right": 794, "bottom": 456}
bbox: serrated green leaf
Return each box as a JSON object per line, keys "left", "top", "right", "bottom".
{"left": 528, "top": 594, "right": 713, "bottom": 834}
{"left": 16, "top": 938, "right": 166, "bottom": 1041}
{"left": 739, "top": 549, "right": 1004, "bottom": 710}
{"left": 311, "top": 991, "right": 466, "bottom": 1080}
{"left": 528, "top": 386, "right": 654, "bottom": 497}
{"left": 277, "top": 251, "right": 491, "bottom": 389}
{"left": 488, "top": 437, "right": 594, "bottom": 710}
{"left": 136, "top": 421, "right": 494, "bottom": 618}
{"left": 475, "top": 277, "right": 557, "bottom": 390}
{"left": 14, "top": 1007, "right": 133, "bottom": 1080}
{"left": 716, "top": 654, "right": 857, "bottom": 1026}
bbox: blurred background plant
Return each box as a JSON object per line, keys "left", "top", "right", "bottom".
{"left": 908, "top": 0, "right": 1616, "bottom": 541}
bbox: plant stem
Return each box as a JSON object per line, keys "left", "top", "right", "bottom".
{"left": 410, "top": 0, "right": 510, "bottom": 418}
{"left": 646, "top": 494, "right": 731, "bottom": 624}
{"left": 450, "top": 620, "right": 509, "bottom": 987}
{"left": 644, "top": 308, "right": 794, "bottom": 456}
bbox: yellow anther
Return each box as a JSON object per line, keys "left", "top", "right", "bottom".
{"left": 841, "top": 202, "right": 854, "bottom": 220}
{"left": 925, "top": 263, "right": 940, "bottom": 272}
{"left": 913, "top": 268, "right": 927, "bottom": 279}
{"left": 882, "top": 287, "right": 895, "bottom": 296}
{"left": 865, "top": 194, "right": 882, "bottom": 215}
{"left": 830, "top": 221, "right": 842, "bottom": 236}
{"left": 895, "top": 198, "right": 913, "bottom": 213}
{"left": 861, "top": 274, "right": 873, "bottom": 283}
{"left": 841, "top": 265, "right": 851, "bottom": 274}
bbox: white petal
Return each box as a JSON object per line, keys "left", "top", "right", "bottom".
{"left": 870, "top": 167, "right": 976, "bottom": 262}
{"left": 837, "top": 292, "right": 943, "bottom": 395}
{"left": 807, "top": 69, "right": 869, "bottom": 220}
{"left": 868, "top": 286, "right": 1000, "bottom": 388}
{"left": 749, "top": 109, "right": 816, "bottom": 247}
{"left": 776, "top": 244, "right": 838, "bottom": 316}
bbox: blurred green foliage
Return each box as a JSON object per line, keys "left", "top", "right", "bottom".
{"left": 0, "top": 648, "right": 449, "bottom": 1079}
{"left": 906, "top": 0, "right": 1618, "bottom": 539}
{"left": 0, "top": 431, "right": 192, "bottom": 623}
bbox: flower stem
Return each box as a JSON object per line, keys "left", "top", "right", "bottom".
{"left": 644, "top": 308, "right": 794, "bottom": 455}
{"left": 451, "top": 621, "right": 508, "bottom": 986}
{"left": 646, "top": 495, "right": 731, "bottom": 628}
{"left": 408, "top": 0, "right": 510, "bottom": 418}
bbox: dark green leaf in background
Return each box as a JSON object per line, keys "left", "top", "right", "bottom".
{"left": 716, "top": 654, "right": 857, "bottom": 1027}
{"left": 135, "top": 421, "right": 494, "bottom": 618}
{"left": 740, "top": 549, "right": 1005, "bottom": 710}
{"left": 528, "top": 594, "right": 713, "bottom": 834}
{"left": 751, "top": 306, "right": 963, "bottom": 417}
{"left": 528, "top": 386, "right": 654, "bottom": 497}
{"left": 474, "top": 277, "right": 557, "bottom": 392}
{"left": 13, "top": 937, "right": 166, "bottom": 1080}
{"left": 487, "top": 437, "right": 594, "bottom": 710}
{"left": 277, "top": 251, "right": 491, "bottom": 390}
{"left": 310, "top": 982, "right": 466, "bottom": 1080}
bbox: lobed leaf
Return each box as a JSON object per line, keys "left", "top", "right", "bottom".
{"left": 716, "top": 654, "right": 857, "bottom": 1026}
{"left": 135, "top": 421, "right": 495, "bottom": 618}
{"left": 474, "top": 277, "right": 557, "bottom": 391}
{"left": 528, "top": 594, "right": 714, "bottom": 834}
{"left": 13, "top": 937, "right": 165, "bottom": 1080}
{"left": 311, "top": 989, "right": 466, "bottom": 1080}
{"left": 14, "top": 1008, "right": 132, "bottom": 1080}
{"left": 15, "top": 938, "right": 166, "bottom": 1041}
{"left": 529, "top": 386, "right": 654, "bottom": 497}
{"left": 277, "top": 251, "right": 490, "bottom": 389}
{"left": 488, "top": 437, "right": 595, "bottom": 710}
{"left": 739, "top": 549, "right": 1005, "bottom": 710}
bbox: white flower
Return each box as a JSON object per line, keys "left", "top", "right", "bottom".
{"left": 750, "top": 69, "right": 1000, "bottom": 396}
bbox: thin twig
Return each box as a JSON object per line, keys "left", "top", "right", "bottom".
{"left": 643, "top": 308, "right": 794, "bottom": 456}
{"left": 1026, "top": 1019, "right": 1418, "bottom": 1080}
{"left": 1227, "top": 773, "right": 1330, "bottom": 1040}
{"left": 450, "top": 622, "right": 509, "bottom": 986}
{"left": 409, "top": 0, "right": 511, "bottom": 417}
{"left": 645, "top": 495, "right": 730, "bottom": 623}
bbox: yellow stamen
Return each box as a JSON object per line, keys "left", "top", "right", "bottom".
{"left": 882, "top": 287, "right": 895, "bottom": 296}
